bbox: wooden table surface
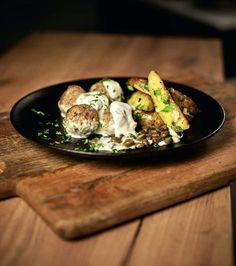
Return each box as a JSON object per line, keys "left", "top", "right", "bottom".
{"left": 0, "top": 32, "right": 233, "bottom": 266}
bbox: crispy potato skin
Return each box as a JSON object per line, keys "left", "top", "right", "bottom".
{"left": 168, "top": 87, "right": 199, "bottom": 114}
{"left": 134, "top": 110, "right": 164, "bottom": 129}
{"left": 127, "top": 78, "right": 199, "bottom": 121}
{"left": 127, "top": 91, "right": 154, "bottom": 111}
{"left": 127, "top": 78, "right": 151, "bottom": 95}
{"left": 148, "top": 70, "right": 190, "bottom": 132}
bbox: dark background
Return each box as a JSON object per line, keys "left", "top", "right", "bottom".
{"left": 1, "top": 0, "right": 236, "bottom": 77}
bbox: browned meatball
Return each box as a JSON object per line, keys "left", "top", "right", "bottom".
{"left": 90, "top": 80, "right": 124, "bottom": 102}
{"left": 101, "top": 106, "right": 113, "bottom": 126}
{"left": 64, "top": 104, "right": 99, "bottom": 138}
{"left": 90, "top": 81, "right": 108, "bottom": 95}
{"left": 58, "top": 85, "right": 85, "bottom": 116}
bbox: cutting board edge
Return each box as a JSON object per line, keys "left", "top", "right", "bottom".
{"left": 15, "top": 166, "right": 236, "bottom": 240}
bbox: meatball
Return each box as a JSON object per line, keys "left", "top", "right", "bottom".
{"left": 90, "top": 79, "right": 124, "bottom": 102}
{"left": 64, "top": 104, "right": 99, "bottom": 138}
{"left": 90, "top": 82, "right": 108, "bottom": 97}
{"left": 96, "top": 106, "right": 115, "bottom": 136}
{"left": 58, "top": 85, "right": 85, "bottom": 117}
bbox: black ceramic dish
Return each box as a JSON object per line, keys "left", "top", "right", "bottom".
{"left": 10, "top": 77, "right": 225, "bottom": 159}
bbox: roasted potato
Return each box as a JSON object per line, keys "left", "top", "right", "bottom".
{"left": 127, "top": 78, "right": 150, "bottom": 95}
{"left": 127, "top": 91, "right": 154, "bottom": 111}
{"left": 148, "top": 70, "right": 190, "bottom": 132}
{"left": 168, "top": 87, "right": 200, "bottom": 120}
{"left": 127, "top": 77, "right": 199, "bottom": 121}
{"left": 134, "top": 110, "right": 164, "bottom": 129}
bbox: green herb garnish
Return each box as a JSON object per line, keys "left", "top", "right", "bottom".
{"left": 88, "top": 143, "right": 104, "bottom": 151}
{"left": 161, "top": 104, "right": 175, "bottom": 113}
{"left": 101, "top": 77, "right": 111, "bottom": 82}
{"left": 153, "top": 88, "right": 161, "bottom": 97}
{"left": 83, "top": 138, "right": 89, "bottom": 144}
{"left": 134, "top": 112, "right": 142, "bottom": 120}
{"left": 162, "top": 98, "right": 169, "bottom": 104}
{"left": 31, "top": 109, "right": 45, "bottom": 116}
{"left": 136, "top": 103, "right": 145, "bottom": 110}
{"left": 144, "top": 83, "right": 149, "bottom": 90}
{"left": 127, "top": 85, "right": 134, "bottom": 91}
{"left": 175, "top": 126, "right": 184, "bottom": 133}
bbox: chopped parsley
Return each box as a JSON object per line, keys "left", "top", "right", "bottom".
{"left": 134, "top": 112, "right": 142, "bottom": 120}
{"left": 101, "top": 77, "right": 111, "bottom": 82}
{"left": 136, "top": 103, "right": 145, "bottom": 110}
{"left": 153, "top": 88, "right": 161, "bottom": 97}
{"left": 144, "top": 83, "right": 149, "bottom": 90}
{"left": 88, "top": 142, "right": 104, "bottom": 151}
{"left": 31, "top": 109, "right": 45, "bottom": 116}
{"left": 175, "top": 126, "right": 184, "bottom": 133}
{"left": 90, "top": 99, "right": 98, "bottom": 106}
{"left": 127, "top": 85, "right": 134, "bottom": 91}
{"left": 161, "top": 104, "right": 175, "bottom": 113}
{"left": 43, "top": 129, "right": 49, "bottom": 134}
{"left": 82, "top": 138, "right": 89, "bottom": 144}
{"left": 162, "top": 98, "right": 169, "bottom": 104}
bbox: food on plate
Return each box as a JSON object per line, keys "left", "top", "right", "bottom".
{"left": 127, "top": 91, "right": 154, "bottom": 111}
{"left": 127, "top": 77, "right": 199, "bottom": 121}
{"left": 64, "top": 104, "right": 99, "bottom": 138}
{"left": 90, "top": 78, "right": 124, "bottom": 102}
{"left": 58, "top": 85, "right": 85, "bottom": 117}
{"left": 148, "top": 70, "right": 190, "bottom": 132}
{"left": 133, "top": 110, "right": 164, "bottom": 128}
{"left": 57, "top": 72, "right": 199, "bottom": 152}
{"left": 127, "top": 78, "right": 150, "bottom": 95}
{"left": 168, "top": 87, "right": 199, "bottom": 121}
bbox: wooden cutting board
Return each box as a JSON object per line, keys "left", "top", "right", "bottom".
{"left": 0, "top": 79, "right": 235, "bottom": 240}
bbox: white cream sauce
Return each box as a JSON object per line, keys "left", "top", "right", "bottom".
{"left": 110, "top": 102, "right": 137, "bottom": 138}
{"left": 102, "top": 80, "right": 124, "bottom": 102}
{"left": 168, "top": 126, "right": 182, "bottom": 143}
{"left": 76, "top": 92, "right": 109, "bottom": 111}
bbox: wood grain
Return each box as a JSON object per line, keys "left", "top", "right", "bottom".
{"left": 0, "top": 32, "right": 223, "bottom": 114}
{"left": 128, "top": 187, "right": 233, "bottom": 266}
{"left": 0, "top": 197, "right": 139, "bottom": 266}
{"left": 0, "top": 32, "right": 233, "bottom": 265}
{"left": 0, "top": 78, "right": 235, "bottom": 239}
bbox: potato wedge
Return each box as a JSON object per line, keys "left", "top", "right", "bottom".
{"left": 134, "top": 110, "right": 164, "bottom": 128}
{"left": 128, "top": 77, "right": 199, "bottom": 120}
{"left": 168, "top": 87, "right": 200, "bottom": 116}
{"left": 127, "top": 78, "right": 150, "bottom": 95}
{"left": 148, "top": 70, "right": 190, "bottom": 132}
{"left": 127, "top": 91, "right": 154, "bottom": 111}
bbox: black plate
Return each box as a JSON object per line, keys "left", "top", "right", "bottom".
{"left": 10, "top": 77, "right": 225, "bottom": 159}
